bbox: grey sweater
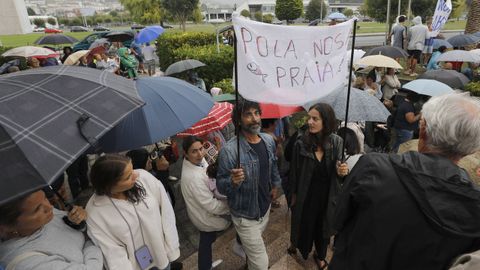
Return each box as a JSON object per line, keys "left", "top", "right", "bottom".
{"left": 0, "top": 209, "right": 103, "bottom": 270}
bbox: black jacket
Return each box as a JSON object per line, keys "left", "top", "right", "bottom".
{"left": 330, "top": 152, "right": 480, "bottom": 270}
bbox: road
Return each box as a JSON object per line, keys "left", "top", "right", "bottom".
{"left": 351, "top": 30, "right": 464, "bottom": 48}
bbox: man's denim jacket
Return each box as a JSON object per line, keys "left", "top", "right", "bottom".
{"left": 217, "top": 133, "right": 282, "bottom": 220}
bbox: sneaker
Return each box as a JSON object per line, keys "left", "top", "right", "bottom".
{"left": 410, "top": 72, "right": 418, "bottom": 77}
{"left": 232, "top": 241, "right": 246, "bottom": 259}
{"left": 403, "top": 70, "right": 411, "bottom": 75}
{"left": 211, "top": 259, "right": 223, "bottom": 269}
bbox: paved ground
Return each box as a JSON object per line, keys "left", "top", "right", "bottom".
{"left": 177, "top": 195, "right": 333, "bottom": 270}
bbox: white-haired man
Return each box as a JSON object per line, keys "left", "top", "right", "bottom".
{"left": 330, "top": 94, "right": 480, "bottom": 270}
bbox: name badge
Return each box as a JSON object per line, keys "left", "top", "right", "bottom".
{"left": 135, "top": 245, "right": 154, "bottom": 270}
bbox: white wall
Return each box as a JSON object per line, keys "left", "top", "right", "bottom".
{"left": 0, "top": 0, "right": 33, "bottom": 35}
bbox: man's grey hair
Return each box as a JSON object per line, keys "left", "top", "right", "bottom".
{"left": 421, "top": 93, "right": 480, "bottom": 158}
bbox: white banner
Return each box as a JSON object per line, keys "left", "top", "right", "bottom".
{"left": 431, "top": 0, "right": 452, "bottom": 37}
{"left": 233, "top": 16, "right": 354, "bottom": 105}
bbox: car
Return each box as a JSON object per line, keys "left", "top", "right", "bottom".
{"left": 93, "top": 26, "right": 110, "bottom": 32}
{"left": 70, "top": 26, "right": 89, "bottom": 32}
{"left": 162, "top": 24, "right": 173, "bottom": 29}
{"left": 131, "top": 24, "right": 145, "bottom": 30}
{"left": 45, "top": 28, "right": 63, "bottom": 33}
{"left": 33, "top": 27, "right": 45, "bottom": 32}
{"left": 72, "top": 31, "right": 135, "bottom": 52}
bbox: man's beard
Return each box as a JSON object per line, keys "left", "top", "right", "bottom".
{"left": 242, "top": 123, "right": 261, "bottom": 134}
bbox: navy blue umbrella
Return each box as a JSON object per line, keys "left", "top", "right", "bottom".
{"left": 100, "top": 76, "right": 214, "bottom": 152}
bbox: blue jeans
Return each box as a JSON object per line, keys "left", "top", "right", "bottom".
{"left": 393, "top": 129, "right": 414, "bottom": 153}
{"left": 198, "top": 231, "right": 217, "bottom": 270}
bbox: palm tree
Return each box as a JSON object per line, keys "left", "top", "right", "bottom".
{"left": 465, "top": 0, "right": 480, "bottom": 34}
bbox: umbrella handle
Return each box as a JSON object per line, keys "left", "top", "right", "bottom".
{"left": 76, "top": 114, "right": 98, "bottom": 149}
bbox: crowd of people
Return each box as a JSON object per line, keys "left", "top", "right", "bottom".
{"left": 389, "top": 14, "right": 479, "bottom": 79}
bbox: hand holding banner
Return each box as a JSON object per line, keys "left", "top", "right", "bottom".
{"left": 233, "top": 16, "right": 354, "bottom": 105}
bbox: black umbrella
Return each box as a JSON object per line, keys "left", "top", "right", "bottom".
{"left": 447, "top": 34, "right": 480, "bottom": 48}
{"left": 364, "top": 46, "right": 409, "bottom": 58}
{"left": 34, "top": 34, "right": 79, "bottom": 45}
{"left": 105, "top": 31, "right": 135, "bottom": 42}
{"left": 418, "top": 69, "right": 470, "bottom": 89}
{"left": 0, "top": 66, "right": 144, "bottom": 204}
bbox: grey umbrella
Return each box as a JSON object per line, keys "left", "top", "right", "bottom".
{"left": 303, "top": 86, "right": 391, "bottom": 122}
{"left": 105, "top": 31, "right": 134, "bottom": 42}
{"left": 165, "top": 59, "right": 206, "bottom": 76}
{"left": 34, "top": 34, "right": 79, "bottom": 45}
{"left": 418, "top": 69, "right": 470, "bottom": 89}
{"left": 0, "top": 66, "right": 144, "bottom": 204}
{"left": 447, "top": 34, "right": 480, "bottom": 47}
{"left": 365, "top": 46, "right": 409, "bottom": 58}
{"left": 432, "top": 39, "right": 453, "bottom": 49}
{"left": 89, "top": 38, "right": 110, "bottom": 49}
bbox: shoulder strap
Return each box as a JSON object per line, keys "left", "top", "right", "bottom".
{"left": 6, "top": 251, "right": 46, "bottom": 270}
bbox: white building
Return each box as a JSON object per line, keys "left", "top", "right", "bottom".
{"left": 0, "top": 0, "right": 33, "bottom": 34}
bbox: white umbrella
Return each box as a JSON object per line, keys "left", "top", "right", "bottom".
{"left": 64, "top": 50, "right": 90, "bottom": 65}
{"left": 403, "top": 79, "right": 454, "bottom": 96}
{"left": 436, "top": 50, "right": 480, "bottom": 63}
{"left": 2, "top": 46, "right": 57, "bottom": 58}
{"left": 469, "top": 49, "right": 480, "bottom": 58}
{"left": 354, "top": 55, "right": 403, "bottom": 69}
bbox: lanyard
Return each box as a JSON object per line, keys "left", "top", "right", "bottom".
{"left": 109, "top": 197, "right": 147, "bottom": 251}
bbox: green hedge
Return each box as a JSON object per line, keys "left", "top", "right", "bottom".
{"left": 213, "top": 78, "right": 234, "bottom": 94}
{"left": 465, "top": 81, "right": 480, "bottom": 97}
{"left": 171, "top": 44, "right": 234, "bottom": 90}
{"left": 156, "top": 32, "right": 217, "bottom": 71}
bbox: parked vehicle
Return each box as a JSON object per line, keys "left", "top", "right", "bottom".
{"left": 72, "top": 31, "right": 134, "bottom": 52}
{"left": 70, "top": 26, "right": 89, "bottom": 32}
{"left": 45, "top": 28, "right": 63, "bottom": 33}
{"left": 131, "top": 24, "right": 145, "bottom": 30}
{"left": 93, "top": 26, "right": 110, "bottom": 32}
{"left": 33, "top": 27, "right": 45, "bottom": 32}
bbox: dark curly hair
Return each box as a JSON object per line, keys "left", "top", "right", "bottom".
{"left": 231, "top": 97, "right": 262, "bottom": 131}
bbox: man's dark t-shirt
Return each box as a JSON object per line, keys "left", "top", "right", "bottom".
{"left": 394, "top": 100, "right": 417, "bottom": 130}
{"left": 249, "top": 139, "right": 271, "bottom": 218}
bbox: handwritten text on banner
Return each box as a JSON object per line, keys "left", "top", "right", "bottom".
{"left": 233, "top": 16, "right": 354, "bottom": 105}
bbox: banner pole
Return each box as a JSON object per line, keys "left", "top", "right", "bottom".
{"left": 233, "top": 31, "right": 241, "bottom": 168}
{"left": 341, "top": 19, "right": 358, "bottom": 162}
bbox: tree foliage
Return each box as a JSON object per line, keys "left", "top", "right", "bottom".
{"left": 33, "top": 18, "right": 45, "bottom": 28}
{"left": 119, "top": 0, "right": 164, "bottom": 24}
{"left": 275, "top": 0, "right": 303, "bottom": 22}
{"left": 343, "top": 8, "right": 354, "bottom": 17}
{"left": 27, "top": 7, "right": 36, "bottom": 16}
{"left": 110, "top": 10, "right": 118, "bottom": 17}
{"left": 254, "top": 11, "right": 263, "bottom": 21}
{"left": 240, "top": 9, "right": 251, "bottom": 18}
{"left": 46, "top": 17, "right": 56, "bottom": 26}
{"left": 163, "top": 0, "right": 199, "bottom": 31}
{"left": 364, "top": 0, "right": 436, "bottom": 23}
{"left": 263, "top": 14, "right": 275, "bottom": 23}
{"left": 305, "top": 0, "right": 327, "bottom": 21}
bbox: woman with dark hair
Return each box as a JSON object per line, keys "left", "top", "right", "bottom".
{"left": 337, "top": 127, "right": 363, "bottom": 170}
{"left": 61, "top": 46, "right": 73, "bottom": 64}
{"left": 180, "top": 136, "right": 229, "bottom": 270}
{"left": 288, "top": 103, "right": 349, "bottom": 269}
{"left": 86, "top": 154, "right": 179, "bottom": 270}
{"left": 0, "top": 190, "right": 103, "bottom": 269}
